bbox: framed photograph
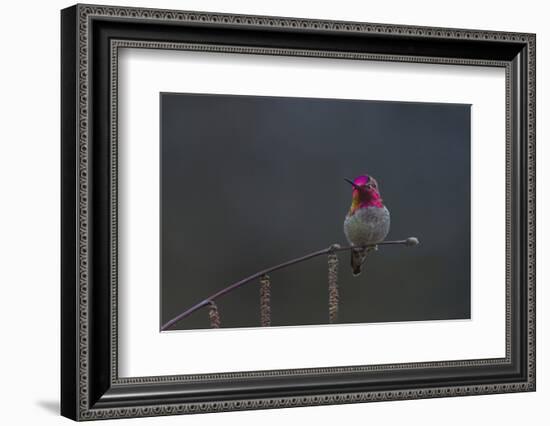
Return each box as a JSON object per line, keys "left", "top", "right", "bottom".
{"left": 61, "top": 4, "right": 536, "bottom": 421}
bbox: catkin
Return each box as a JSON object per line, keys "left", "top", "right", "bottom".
{"left": 260, "top": 274, "right": 271, "bottom": 327}
{"left": 328, "top": 245, "right": 340, "bottom": 324}
{"left": 208, "top": 301, "right": 221, "bottom": 328}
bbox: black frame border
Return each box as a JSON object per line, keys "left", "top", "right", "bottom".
{"left": 61, "top": 4, "right": 535, "bottom": 421}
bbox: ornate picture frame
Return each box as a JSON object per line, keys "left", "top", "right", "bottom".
{"left": 61, "top": 4, "right": 535, "bottom": 420}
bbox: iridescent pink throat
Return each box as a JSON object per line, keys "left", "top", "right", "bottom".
{"left": 349, "top": 188, "right": 384, "bottom": 215}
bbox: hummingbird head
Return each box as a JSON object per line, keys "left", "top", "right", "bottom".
{"left": 345, "top": 174, "right": 384, "bottom": 214}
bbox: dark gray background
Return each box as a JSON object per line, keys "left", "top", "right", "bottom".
{"left": 160, "top": 93, "right": 471, "bottom": 330}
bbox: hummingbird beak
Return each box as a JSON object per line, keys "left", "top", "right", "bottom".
{"left": 344, "top": 178, "right": 362, "bottom": 191}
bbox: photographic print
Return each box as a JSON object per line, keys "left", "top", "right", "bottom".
{"left": 160, "top": 93, "right": 471, "bottom": 331}
{"left": 62, "top": 6, "right": 535, "bottom": 419}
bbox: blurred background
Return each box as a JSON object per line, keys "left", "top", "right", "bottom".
{"left": 161, "top": 93, "right": 471, "bottom": 330}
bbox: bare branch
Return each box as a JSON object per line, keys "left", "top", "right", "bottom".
{"left": 160, "top": 237, "right": 420, "bottom": 331}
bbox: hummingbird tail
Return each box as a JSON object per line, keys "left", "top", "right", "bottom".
{"left": 351, "top": 247, "right": 367, "bottom": 276}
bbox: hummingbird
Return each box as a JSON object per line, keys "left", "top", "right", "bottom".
{"left": 343, "top": 174, "right": 390, "bottom": 276}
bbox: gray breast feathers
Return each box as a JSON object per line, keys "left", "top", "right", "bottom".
{"left": 343, "top": 206, "right": 390, "bottom": 246}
